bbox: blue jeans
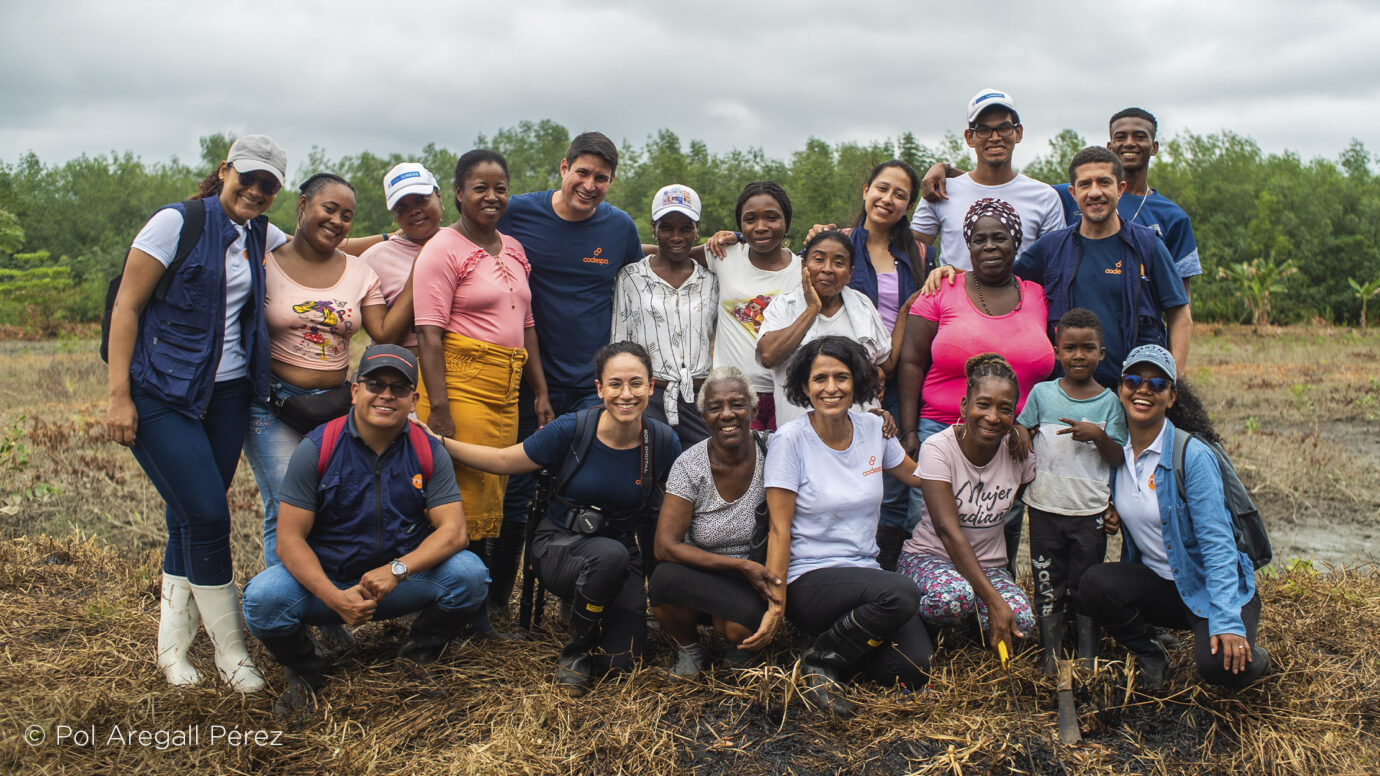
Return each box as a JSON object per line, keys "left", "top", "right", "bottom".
{"left": 899, "top": 418, "right": 951, "bottom": 532}
{"left": 877, "top": 388, "right": 909, "bottom": 530}
{"left": 501, "top": 381, "right": 602, "bottom": 525}
{"left": 241, "top": 550, "right": 490, "bottom": 638}
{"left": 243, "top": 378, "right": 344, "bottom": 566}
{"left": 130, "top": 378, "right": 252, "bottom": 585}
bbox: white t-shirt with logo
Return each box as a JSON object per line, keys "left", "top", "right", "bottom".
{"left": 908, "top": 173, "right": 1063, "bottom": 270}
{"left": 764, "top": 410, "right": 905, "bottom": 583}
{"left": 133, "top": 208, "right": 287, "bottom": 381}
{"left": 705, "top": 243, "right": 803, "bottom": 393}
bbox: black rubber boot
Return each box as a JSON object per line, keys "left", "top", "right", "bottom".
{"left": 259, "top": 627, "right": 324, "bottom": 718}
{"left": 1103, "top": 613, "right": 1169, "bottom": 690}
{"left": 1003, "top": 514, "right": 1023, "bottom": 581}
{"left": 398, "top": 604, "right": 469, "bottom": 665}
{"left": 463, "top": 600, "right": 520, "bottom": 642}
{"left": 486, "top": 521, "right": 526, "bottom": 618}
{"left": 800, "top": 611, "right": 884, "bottom": 719}
{"left": 874, "top": 524, "right": 905, "bottom": 572}
{"left": 1038, "top": 609, "right": 1065, "bottom": 675}
{"left": 556, "top": 593, "right": 610, "bottom": 697}
{"left": 1075, "top": 614, "right": 1100, "bottom": 664}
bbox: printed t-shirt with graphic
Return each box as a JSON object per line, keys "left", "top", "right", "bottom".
{"left": 1016, "top": 380, "right": 1128, "bottom": 516}
{"left": 132, "top": 208, "right": 288, "bottom": 381}
{"left": 522, "top": 411, "right": 683, "bottom": 535}
{"left": 909, "top": 274, "right": 1054, "bottom": 424}
{"left": 1048, "top": 234, "right": 1187, "bottom": 387}
{"left": 360, "top": 234, "right": 424, "bottom": 347}
{"left": 497, "top": 192, "right": 643, "bottom": 391}
{"left": 902, "top": 425, "right": 1037, "bottom": 568}
{"left": 1053, "top": 184, "right": 1201, "bottom": 280}
{"left": 705, "top": 242, "right": 803, "bottom": 393}
{"left": 412, "top": 228, "right": 533, "bottom": 349}
{"left": 264, "top": 253, "right": 385, "bottom": 371}
{"left": 764, "top": 410, "right": 905, "bottom": 583}
{"left": 663, "top": 435, "right": 766, "bottom": 559}
{"left": 908, "top": 173, "right": 1063, "bottom": 269}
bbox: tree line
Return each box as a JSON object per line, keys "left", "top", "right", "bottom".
{"left": 1, "top": 120, "right": 1378, "bottom": 331}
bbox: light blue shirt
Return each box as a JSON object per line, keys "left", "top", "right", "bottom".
{"left": 1115, "top": 421, "right": 1173, "bottom": 579}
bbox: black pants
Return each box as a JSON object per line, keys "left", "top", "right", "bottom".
{"left": 532, "top": 521, "right": 646, "bottom": 672}
{"left": 786, "top": 567, "right": 932, "bottom": 688}
{"left": 643, "top": 384, "right": 710, "bottom": 448}
{"left": 1028, "top": 507, "right": 1107, "bottom": 618}
{"left": 648, "top": 561, "right": 768, "bottom": 630}
{"left": 1079, "top": 562, "right": 1268, "bottom": 688}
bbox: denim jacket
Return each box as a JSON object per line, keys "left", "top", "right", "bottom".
{"left": 843, "top": 223, "right": 924, "bottom": 308}
{"left": 1112, "top": 418, "right": 1256, "bottom": 636}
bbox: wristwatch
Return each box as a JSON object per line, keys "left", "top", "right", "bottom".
{"left": 390, "top": 559, "right": 409, "bottom": 582}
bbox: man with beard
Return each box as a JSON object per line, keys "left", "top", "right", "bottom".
{"left": 1015, "top": 147, "right": 1191, "bottom": 389}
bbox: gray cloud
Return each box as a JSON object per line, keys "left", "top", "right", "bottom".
{"left": 3, "top": 0, "right": 1376, "bottom": 178}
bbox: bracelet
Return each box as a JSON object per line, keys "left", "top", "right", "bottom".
{"left": 381, "top": 233, "right": 390, "bottom": 242}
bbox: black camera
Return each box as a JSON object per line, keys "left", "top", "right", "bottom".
{"left": 569, "top": 505, "right": 606, "bottom": 536}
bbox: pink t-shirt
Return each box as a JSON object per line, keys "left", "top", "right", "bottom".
{"left": 360, "top": 235, "right": 423, "bottom": 348}
{"left": 412, "top": 228, "right": 534, "bottom": 349}
{"left": 910, "top": 274, "right": 1054, "bottom": 424}
{"left": 902, "top": 426, "right": 1037, "bottom": 568}
{"left": 265, "top": 252, "right": 385, "bottom": 370}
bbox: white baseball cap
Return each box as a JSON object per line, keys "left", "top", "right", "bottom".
{"left": 967, "top": 88, "right": 1020, "bottom": 125}
{"left": 651, "top": 184, "right": 701, "bottom": 222}
{"left": 383, "top": 162, "right": 439, "bottom": 210}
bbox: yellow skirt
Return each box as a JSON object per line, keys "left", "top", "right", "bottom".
{"left": 416, "top": 332, "right": 527, "bottom": 540}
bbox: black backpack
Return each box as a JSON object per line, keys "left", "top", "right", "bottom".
{"left": 1172, "top": 428, "right": 1273, "bottom": 571}
{"left": 100, "top": 199, "right": 206, "bottom": 363}
{"left": 552, "top": 406, "right": 677, "bottom": 517}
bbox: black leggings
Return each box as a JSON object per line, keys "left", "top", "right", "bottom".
{"left": 648, "top": 561, "right": 768, "bottom": 630}
{"left": 532, "top": 522, "right": 646, "bottom": 672}
{"left": 1079, "top": 561, "right": 1267, "bottom": 688}
{"left": 1028, "top": 507, "right": 1107, "bottom": 618}
{"left": 786, "top": 566, "right": 932, "bottom": 688}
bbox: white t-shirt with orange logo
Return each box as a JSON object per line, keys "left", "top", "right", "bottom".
{"left": 764, "top": 410, "right": 905, "bottom": 583}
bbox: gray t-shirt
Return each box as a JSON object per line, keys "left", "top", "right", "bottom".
{"left": 1016, "top": 379, "right": 1128, "bottom": 516}
{"left": 664, "top": 436, "right": 767, "bottom": 559}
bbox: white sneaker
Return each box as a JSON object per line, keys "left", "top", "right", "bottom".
{"left": 189, "top": 581, "right": 266, "bottom": 693}
{"left": 156, "top": 574, "right": 203, "bottom": 685}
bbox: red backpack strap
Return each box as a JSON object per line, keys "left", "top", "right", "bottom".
{"left": 317, "top": 416, "right": 350, "bottom": 477}
{"left": 407, "top": 421, "right": 434, "bottom": 480}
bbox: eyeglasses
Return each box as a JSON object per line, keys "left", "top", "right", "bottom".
{"left": 232, "top": 165, "right": 282, "bottom": 195}
{"left": 970, "top": 123, "right": 1019, "bottom": 139}
{"left": 1120, "top": 374, "right": 1172, "bottom": 394}
{"left": 358, "top": 378, "right": 413, "bottom": 397}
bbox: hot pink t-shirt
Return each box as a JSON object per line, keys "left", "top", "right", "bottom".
{"left": 910, "top": 274, "right": 1054, "bottom": 424}
{"left": 265, "top": 252, "right": 385, "bottom": 370}
{"left": 360, "top": 235, "right": 423, "bottom": 348}
{"left": 902, "top": 426, "right": 1037, "bottom": 568}
{"left": 412, "top": 228, "right": 534, "bottom": 349}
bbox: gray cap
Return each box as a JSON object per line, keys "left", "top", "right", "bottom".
{"left": 226, "top": 134, "right": 288, "bottom": 186}
{"left": 356, "top": 344, "right": 418, "bottom": 386}
{"left": 1121, "top": 344, "right": 1176, "bottom": 382}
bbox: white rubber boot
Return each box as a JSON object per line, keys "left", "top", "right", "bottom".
{"left": 156, "top": 574, "right": 203, "bottom": 685}
{"left": 189, "top": 581, "right": 266, "bottom": 693}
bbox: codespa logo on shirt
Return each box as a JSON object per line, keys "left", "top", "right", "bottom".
{"left": 582, "top": 247, "right": 608, "bottom": 265}
{"left": 862, "top": 455, "right": 882, "bottom": 477}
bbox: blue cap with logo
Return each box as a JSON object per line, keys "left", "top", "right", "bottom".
{"left": 1121, "top": 344, "right": 1176, "bottom": 382}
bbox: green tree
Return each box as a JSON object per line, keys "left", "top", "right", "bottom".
{"left": 1022, "top": 128, "right": 1088, "bottom": 185}
{"left": 1217, "top": 255, "right": 1298, "bottom": 326}
{"left": 1348, "top": 276, "right": 1380, "bottom": 328}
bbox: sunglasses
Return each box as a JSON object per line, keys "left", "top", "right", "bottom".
{"left": 1120, "top": 374, "right": 1172, "bottom": 394}
{"left": 358, "top": 377, "right": 413, "bottom": 397}
{"left": 231, "top": 166, "right": 282, "bottom": 196}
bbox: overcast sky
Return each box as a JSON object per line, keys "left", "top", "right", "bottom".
{"left": 3, "top": 0, "right": 1377, "bottom": 179}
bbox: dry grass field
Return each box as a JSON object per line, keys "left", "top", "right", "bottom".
{"left": 1, "top": 324, "right": 1378, "bottom": 775}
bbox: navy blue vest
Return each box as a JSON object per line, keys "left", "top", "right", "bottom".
{"left": 127, "top": 197, "right": 270, "bottom": 417}
{"left": 306, "top": 415, "right": 433, "bottom": 581}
